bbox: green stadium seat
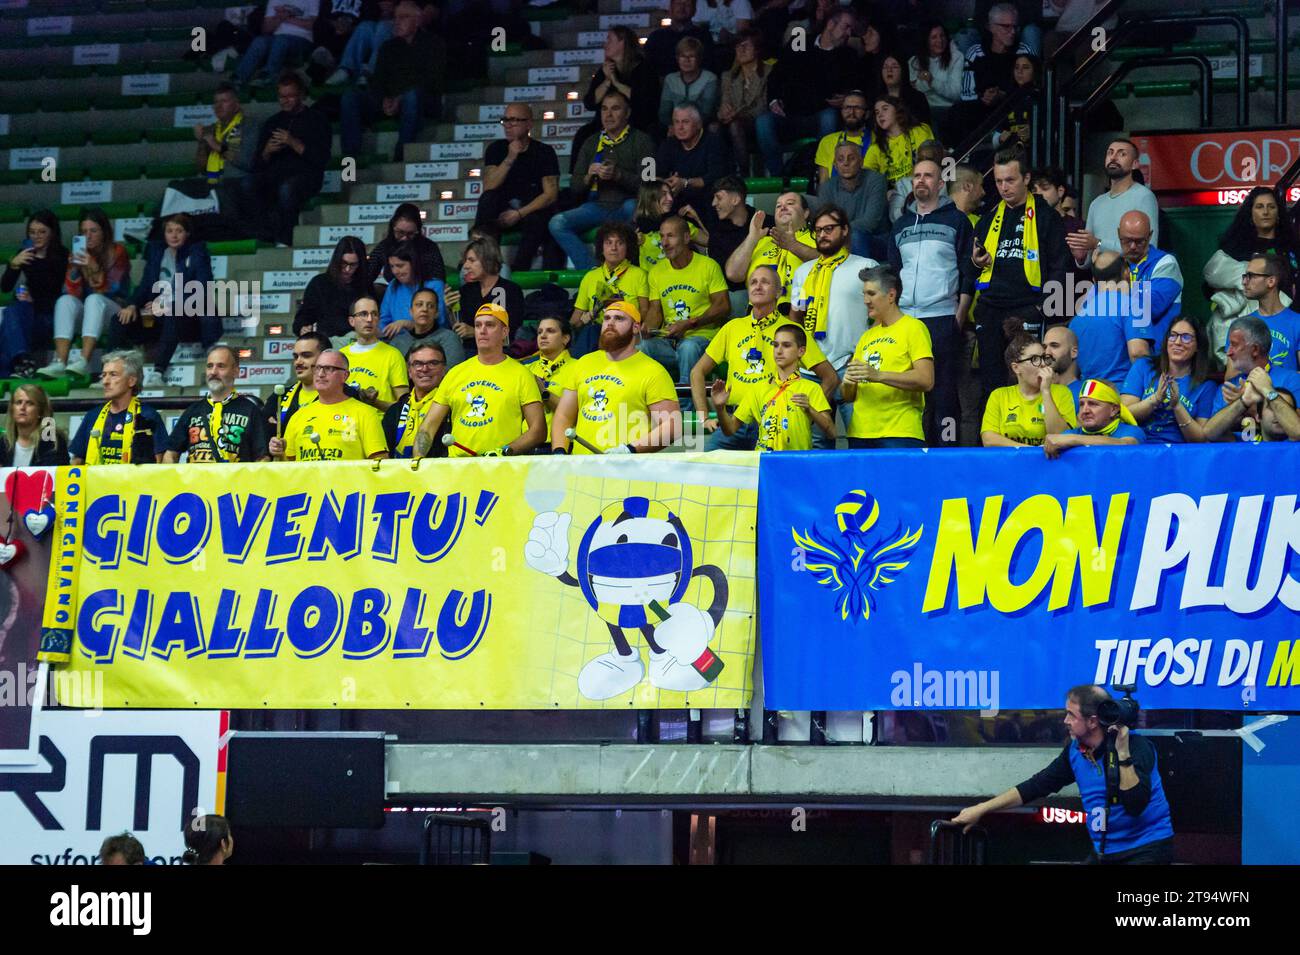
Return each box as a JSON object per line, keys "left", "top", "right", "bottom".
{"left": 0, "top": 171, "right": 32, "bottom": 187}
{"left": 90, "top": 129, "right": 143, "bottom": 146}
{"left": 0, "top": 207, "right": 27, "bottom": 224}
{"left": 39, "top": 130, "right": 87, "bottom": 148}
{"left": 207, "top": 239, "right": 259, "bottom": 256}
{"left": 51, "top": 201, "right": 139, "bottom": 221}
{"left": 145, "top": 162, "right": 199, "bottom": 180}
{"left": 82, "top": 164, "right": 144, "bottom": 182}
{"left": 147, "top": 127, "right": 200, "bottom": 144}
{"left": 147, "top": 92, "right": 204, "bottom": 108}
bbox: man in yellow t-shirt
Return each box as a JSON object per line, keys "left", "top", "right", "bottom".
{"left": 724, "top": 193, "right": 818, "bottom": 304}
{"left": 842, "top": 265, "right": 935, "bottom": 447}
{"left": 571, "top": 221, "right": 650, "bottom": 355}
{"left": 641, "top": 216, "right": 730, "bottom": 401}
{"left": 712, "top": 324, "right": 834, "bottom": 451}
{"left": 416, "top": 303, "right": 546, "bottom": 457}
{"left": 812, "top": 91, "right": 871, "bottom": 187}
{"left": 281, "top": 349, "right": 388, "bottom": 461}
{"left": 689, "top": 265, "right": 839, "bottom": 450}
{"left": 552, "top": 299, "right": 681, "bottom": 454}
{"left": 341, "top": 296, "right": 409, "bottom": 410}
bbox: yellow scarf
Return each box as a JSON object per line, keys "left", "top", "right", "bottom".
{"left": 589, "top": 125, "right": 630, "bottom": 197}
{"left": 596, "top": 261, "right": 630, "bottom": 303}
{"left": 801, "top": 247, "right": 848, "bottom": 340}
{"left": 86, "top": 397, "right": 139, "bottom": 465}
{"left": 394, "top": 389, "right": 438, "bottom": 457}
{"left": 277, "top": 382, "right": 317, "bottom": 430}
{"left": 205, "top": 112, "right": 242, "bottom": 182}
{"left": 208, "top": 391, "right": 239, "bottom": 462}
{"left": 977, "top": 194, "right": 1041, "bottom": 291}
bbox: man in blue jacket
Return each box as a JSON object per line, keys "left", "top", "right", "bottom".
{"left": 1116, "top": 210, "right": 1182, "bottom": 355}
{"left": 888, "top": 159, "right": 974, "bottom": 447}
{"left": 952, "top": 684, "right": 1174, "bottom": 864}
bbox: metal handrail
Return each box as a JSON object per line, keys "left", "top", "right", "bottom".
{"left": 1068, "top": 54, "right": 1216, "bottom": 189}
{"left": 1042, "top": 0, "right": 1127, "bottom": 167}
{"left": 1055, "top": 13, "right": 1250, "bottom": 167}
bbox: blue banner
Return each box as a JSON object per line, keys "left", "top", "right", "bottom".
{"left": 759, "top": 444, "right": 1300, "bottom": 711}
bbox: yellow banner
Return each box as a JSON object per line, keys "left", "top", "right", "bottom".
{"left": 57, "top": 453, "right": 758, "bottom": 709}
{"left": 39, "top": 465, "right": 86, "bottom": 664}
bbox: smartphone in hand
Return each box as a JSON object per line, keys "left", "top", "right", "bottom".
{"left": 72, "top": 235, "right": 87, "bottom": 260}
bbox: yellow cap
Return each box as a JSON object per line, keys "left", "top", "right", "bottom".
{"left": 1079, "top": 379, "right": 1138, "bottom": 426}
{"left": 474, "top": 302, "right": 510, "bottom": 326}
{"left": 602, "top": 298, "right": 641, "bottom": 323}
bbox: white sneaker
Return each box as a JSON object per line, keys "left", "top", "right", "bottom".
{"left": 648, "top": 650, "right": 710, "bottom": 692}
{"left": 210, "top": 47, "right": 235, "bottom": 73}
{"left": 577, "top": 649, "right": 644, "bottom": 700}
{"left": 36, "top": 358, "right": 66, "bottom": 378}
{"left": 325, "top": 67, "right": 351, "bottom": 86}
{"left": 66, "top": 352, "right": 88, "bottom": 376}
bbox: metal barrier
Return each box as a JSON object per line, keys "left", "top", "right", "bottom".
{"left": 419, "top": 813, "right": 492, "bottom": 865}
{"left": 929, "top": 820, "right": 988, "bottom": 865}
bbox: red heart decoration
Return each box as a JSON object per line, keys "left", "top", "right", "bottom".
{"left": 4, "top": 468, "right": 53, "bottom": 515}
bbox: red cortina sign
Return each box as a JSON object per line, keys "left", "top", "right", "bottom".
{"left": 1132, "top": 130, "right": 1300, "bottom": 192}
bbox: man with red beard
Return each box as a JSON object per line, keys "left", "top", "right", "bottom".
{"left": 551, "top": 299, "right": 681, "bottom": 454}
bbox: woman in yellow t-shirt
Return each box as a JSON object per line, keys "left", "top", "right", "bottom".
{"left": 523, "top": 316, "right": 573, "bottom": 443}
{"left": 864, "top": 95, "right": 934, "bottom": 220}
{"left": 981, "top": 322, "right": 1078, "bottom": 447}
{"left": 635, "top": 180, "right": 704, "bottom": 270}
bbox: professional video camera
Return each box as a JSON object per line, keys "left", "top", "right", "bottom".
{"left": 1098, "top": 684, "right": 1140, "bottom": 728}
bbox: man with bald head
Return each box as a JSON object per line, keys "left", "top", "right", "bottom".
{"left": 888, "top": 157, "right": 976, "bottom": 446}
{"left": 1116, "top": 210, "right": 1182, "bottom": 354}
{"left": 281, "top": 348, "right": 387, "bottom": 462}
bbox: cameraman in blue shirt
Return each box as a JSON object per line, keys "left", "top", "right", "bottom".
{"left": 952, "top": 684, "right": 1174, "bottom": 864}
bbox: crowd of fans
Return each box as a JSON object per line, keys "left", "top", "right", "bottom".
{"left": 1, "top": 1, "right": 1298, "bottom": 467}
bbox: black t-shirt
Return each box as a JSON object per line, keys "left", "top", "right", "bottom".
{"left": 973, "top": 199, "right": 1069, "bottom": 310}
{"left": 70, "top": 403, "right": 168, "bottom": 464}
{"left": 456, "top": 277, "right": 526, "bottom": 340}
{"left": 482, "top": 138, "right": 560, "bottom": 205}
{"left": 168, "top": 394, "right": 269, "bottom": 462}
{"left": 704, "top": 204, "right": 755, "bottom": 291}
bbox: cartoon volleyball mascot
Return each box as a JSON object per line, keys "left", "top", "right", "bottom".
{"left": 525, "top": 496, "right": 728, "bottom": 700}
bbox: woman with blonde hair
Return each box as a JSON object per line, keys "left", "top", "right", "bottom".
{"left": 0, "top": 383, "right": 68, "bottom": 466}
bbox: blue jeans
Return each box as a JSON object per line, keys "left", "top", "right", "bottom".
{"left": 755, "top": 107, "right": 838, "bottom": 177}
{"left": 339, "top": 19, "right": 394, "bottom": 76}
{"left": 707, "top": 417, "right": 757, "bottom": 450}
{"left": 341, "top": 87, "right": 426, "bottom": 155}
{"left": 235, "top": 33, "right": 311, "bottom": 85}
{"left": 638, "top": 335, "right": 708, "bottom": 409}
{"left": 0, "top": 300, "right": 52, "bottom": 374}
{"left": 548, "top": 199, "right": 635, "bottom": 271}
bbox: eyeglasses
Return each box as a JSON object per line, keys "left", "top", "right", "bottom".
{"left": 314, "top": 365, "right": 347, "bottom": 375}
{"left": 500, "top": 117, "right": 530, "bottom": 125}
{"left": 1017, "top": 354, "right": 1051, "bottom": 366}
{"left": 1242, "top": 271, "right": 1270, "bottom": 280}
{"left": 351, "top": 309, "right": 379, "bottom": 318}
{"left": 814, "top": 223, "right": 846, "bottom": 234}
{"left": 1167, "top": 331, "right": 1195, "bottom": 344}
{"left": 410, "top": 359, "right": 446, "bottom": 370}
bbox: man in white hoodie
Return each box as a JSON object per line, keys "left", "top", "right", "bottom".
{"left": 888, "top": 159, "right": 975, "bottom": 447}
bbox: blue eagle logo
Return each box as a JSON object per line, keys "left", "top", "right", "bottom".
{"left": 792, "top": 489, "right": 924, "bottom": 623}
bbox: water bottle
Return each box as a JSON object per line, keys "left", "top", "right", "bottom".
{"left": 14, "top": 282, "right": 26, "bottom": 301}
